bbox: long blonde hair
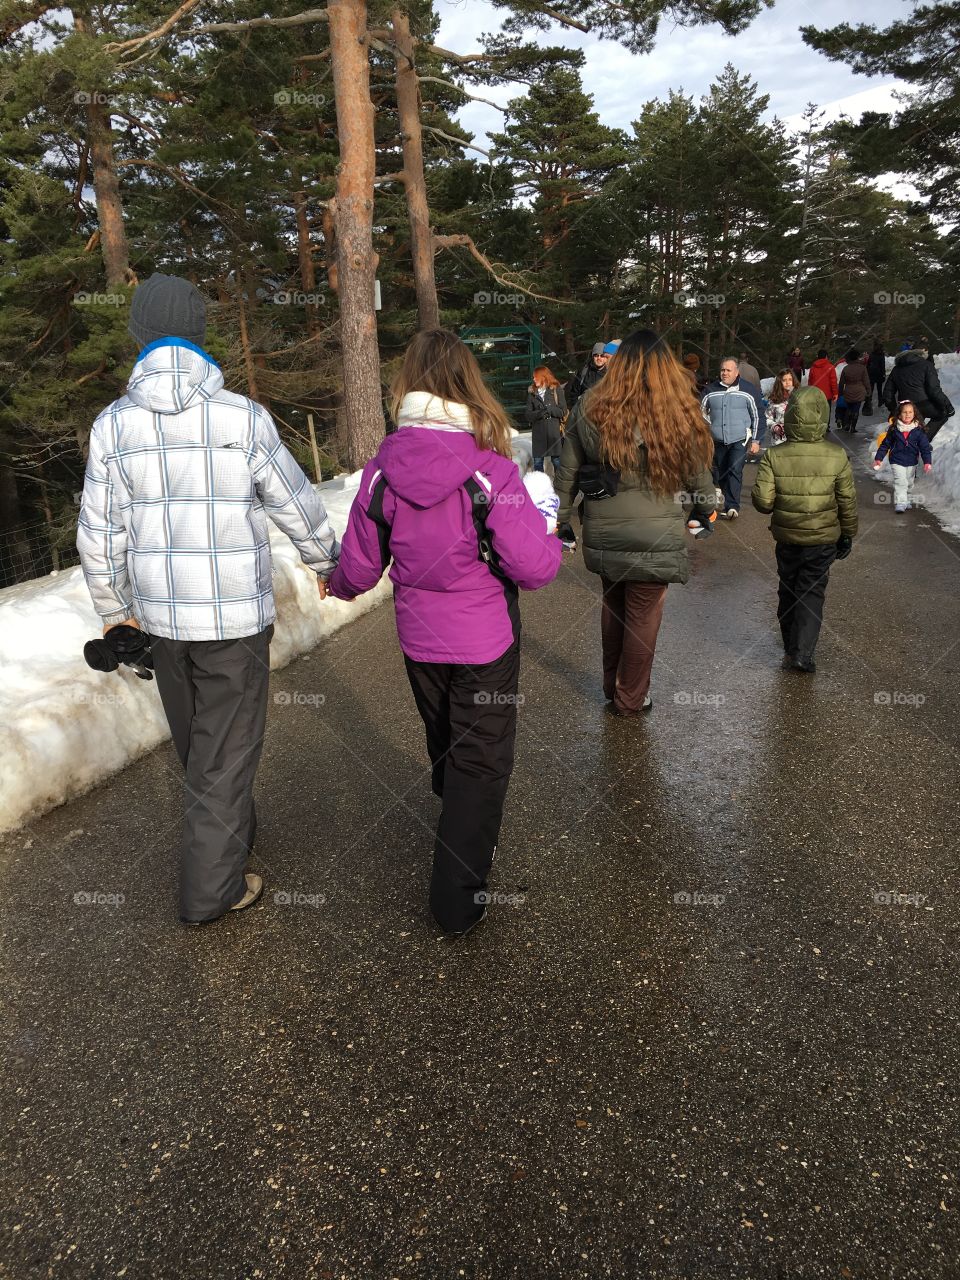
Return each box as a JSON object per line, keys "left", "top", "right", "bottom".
{"left": 583, "top": 329, "right": 713, "bottom": 494}
{"left": 391, "top": 329, "right": 513, "bottom": 456}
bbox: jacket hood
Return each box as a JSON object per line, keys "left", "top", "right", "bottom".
{"left": 784, "top": 386, "right": 829, "bottom": 442}
{"left": 809, "top": 358, "right": 833, "bottom": 371}
{"left": 126, "top": 338, "right": 224, "bottom": 414}
{"left": 895, "top": 349, "right": 928, "bottom": 367}
{"left": 377, "top": 427, "right": 482, "bottom": 509}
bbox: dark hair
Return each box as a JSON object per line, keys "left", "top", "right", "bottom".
{"left": 817, "top": 349, "right": 828, "bottom": 359}
{"left": 844, "top": 348, "right": 859, "bottom": 363}
{"left": 770, "top": 370, "right": 797, "bottom": 404}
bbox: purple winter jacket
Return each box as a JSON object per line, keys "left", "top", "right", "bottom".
{"left": 328, "top": 428, "right": 561, "bottom": 664}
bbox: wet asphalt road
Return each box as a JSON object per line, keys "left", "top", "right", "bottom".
{"left": 2, "top": 437, "right": 959, "bottom": 1279}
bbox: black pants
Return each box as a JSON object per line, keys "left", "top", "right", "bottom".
{"left": 776, "top": 545, "right": 836, "bottom": 661}
{"left": 404, "top": 643, "right": 520, "bottom": 932}
{"left": 150, "top": 626, "right": 273, "bottom": 921}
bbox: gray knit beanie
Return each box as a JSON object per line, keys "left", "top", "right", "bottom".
{"left": 128, "top": 273, "right": 207, "bottom": 347}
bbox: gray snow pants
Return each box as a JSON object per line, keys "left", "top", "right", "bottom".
{"left": 150, "top": 625, "right": 273, "bottom": 922}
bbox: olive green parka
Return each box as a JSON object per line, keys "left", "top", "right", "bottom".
{"left": 751, "top": 386, "right": 858, "bottom": 544}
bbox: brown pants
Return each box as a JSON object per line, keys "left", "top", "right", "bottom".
{"left": 600, "top": 578, "right": 668, "bottom": 714}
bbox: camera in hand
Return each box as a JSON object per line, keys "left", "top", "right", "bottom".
{"left": 83, "top": 624, "right": 154, "bottom": 681}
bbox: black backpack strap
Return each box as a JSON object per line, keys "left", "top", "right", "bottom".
{"left": 367, "top": 472, "right": 393, "bottom": 573}
{"left": 464, "top": 475, "right": 509, "bottom": 582}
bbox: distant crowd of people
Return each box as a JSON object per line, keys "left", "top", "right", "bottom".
{"left": 75, "top": 279, "right": 952, "bottom": 935}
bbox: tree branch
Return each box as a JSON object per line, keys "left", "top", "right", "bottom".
{"left": 422, "top": 126, "right": 490, "bottom": 159}
{"left": 106, "top": 0, "right": 204, "bottom": 56}
{"left": 192, "top": 8, "right": 330, "bottom": 36}
{"left": 433, "top": 234, "right": 566, "bottom": 303}
{"left": 417, "top": 76, "right": 508, "bottom": 113}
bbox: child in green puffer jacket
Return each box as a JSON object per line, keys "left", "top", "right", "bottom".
{"left": 752, "top": 385, "right": 858, "bottom": 674}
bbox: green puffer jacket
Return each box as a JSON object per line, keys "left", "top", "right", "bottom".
{"left": 751, "top": 386, "right": 858, "bottom": 544}
{"left": 554, "top": 403, "right": 718, "bottom": 584}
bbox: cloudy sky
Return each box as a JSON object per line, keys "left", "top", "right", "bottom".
{"left": 434, "top": 0, "right": 906, "bottom": 143}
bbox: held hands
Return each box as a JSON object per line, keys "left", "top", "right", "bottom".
{"left": 317, "top": 576, "right": 331, "bottom": 600}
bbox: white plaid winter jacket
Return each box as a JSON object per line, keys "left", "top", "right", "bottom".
{"left": 77, "top": 338, "right": 340, "bottom": 641}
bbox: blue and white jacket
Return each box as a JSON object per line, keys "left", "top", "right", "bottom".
{"left": 77, "top": 338, "right": 339, "bottom": 641}
{"left": 701, "top": 378, "right": 764, "bottom": 447}
{"left": 875, "top": 422, "right": 933, "bottom": 469}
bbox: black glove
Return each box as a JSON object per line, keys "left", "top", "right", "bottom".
{"left": 835, "top": 535, "right": 853, "bottom": 560}
{"left": 84, "top": 624, "right": 154, "bottom": 680}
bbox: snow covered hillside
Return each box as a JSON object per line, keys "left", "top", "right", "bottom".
{"left": 0, "top": 435, "right": 535, "bottom": 834}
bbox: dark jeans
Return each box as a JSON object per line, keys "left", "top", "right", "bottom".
{"left": 533, "top": 455, "right": 562, "bottom": 475}
{"left": 600, "top": 578, "right": 668, "bottom": 713}
{"left": 150, "top": 625, "right": 273, "bottom": 922}
{"left": 776, "top": 544, "right": 837, "bottom": 661}
{"left": 711, "top": 440, "right": 747, "bottom": 513}
{"left": 404, "top": 642, "right": 521, "bottom": 933}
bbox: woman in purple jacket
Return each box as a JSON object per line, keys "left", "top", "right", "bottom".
{"left": 328, "top": 330, "right": 561, "bottom": 935}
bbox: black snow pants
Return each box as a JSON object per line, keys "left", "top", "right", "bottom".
{"left": 775, "top": 544, "right": 837, "bottom": 662}
{"left": 404, "top": 642, "right": 520, "bottom": 932}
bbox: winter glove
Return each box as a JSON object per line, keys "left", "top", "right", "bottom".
{"left": 522, "top": 471, "right": 560, "bottom": 535}
{"left": 835, "top": 535, "right": 853, "bottom": 560}
{"left": 84, "top": 624, "right": 154, "bottom": 681}
{"left": 923, "top": 463, "right": 932, "bottom": 474}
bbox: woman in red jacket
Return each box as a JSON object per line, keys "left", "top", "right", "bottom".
{"left": 807, "top": 349, "right": 839, "bottom": 419}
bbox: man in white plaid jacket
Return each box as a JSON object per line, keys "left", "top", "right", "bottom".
{"left": 77, "top": 274, "right": 340, "bottom": 925}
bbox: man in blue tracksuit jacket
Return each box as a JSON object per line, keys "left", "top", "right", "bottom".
{"left": 701, "top": 356, "right": 765, "bottom": 518}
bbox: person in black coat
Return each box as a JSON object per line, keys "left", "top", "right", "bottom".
{"left": 882, "top": 345, "right": 955, "bottom": 439}
{"left": 865, "top": 342, "right": 886, "bottom": 413}
{"left": 525, "top": 365, "right": 567, "bottom": 476}
{"left": 566, "top": 343, "right": 608, "bottom": 411}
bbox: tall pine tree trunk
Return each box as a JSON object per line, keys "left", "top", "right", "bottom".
{"left": 329, "top": 0, "right": 384, "bottom": 468}
{"left": 392, "top": 9, "right": 439, "bottom": 330}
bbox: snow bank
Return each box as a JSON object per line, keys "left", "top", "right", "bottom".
{"left": 0, "top": 433, "right": 536, "bottom": 833}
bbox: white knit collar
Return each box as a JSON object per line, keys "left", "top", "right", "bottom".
{"left": 396, "top": 392, "right": 474, "bottom": 433}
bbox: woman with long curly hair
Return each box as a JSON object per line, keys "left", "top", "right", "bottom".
{"left": 765, "top": 369, "right": 798, "bottom": 446}
{"left": 555, "top": 329, "right": 718, "bottom": 717}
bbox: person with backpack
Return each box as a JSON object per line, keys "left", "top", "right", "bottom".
{"left": 554, "top": 329, "right": 718, "bottom": 717}
{"left": 525, "top": 365, "right": 566, "bottom": 478}
{"left": 873, "top": 400, "right": 933, "bottom": 512}
{"left": 327, "top": 329, "right": 560, "bottom": 936}
{"left": 76, "top": 274, "right": 341, "bottom": 925}
{"left": 751, "top": 386, "right": 858, "bottom": 674}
